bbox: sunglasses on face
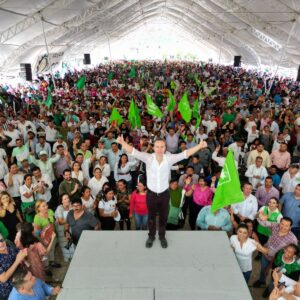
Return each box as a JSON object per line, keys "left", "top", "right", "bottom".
{"left": 0, "top": 239, "right": 5, "bottom": 243}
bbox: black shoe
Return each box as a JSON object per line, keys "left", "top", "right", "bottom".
{"left": 252, "top": 280, "right": 265, "bottom": 288}
{"left": 50, "top": 262, "right": 62, "bottom": 268}
{"left": 160, "top": 238, "right": 168, "bottom": 249}
{"left": 145, "top": 238, "right": 155, "bottom": 248}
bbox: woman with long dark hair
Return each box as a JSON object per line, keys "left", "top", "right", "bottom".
{"left": 15, "top": 222, "right": 56, "bottom": 281}
{"left": 114, "top": 154, "right": 136, "bottom": 192}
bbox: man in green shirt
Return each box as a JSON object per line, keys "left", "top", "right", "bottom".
{"left": 58, "top": 169, "right": 82, "bottom": 201}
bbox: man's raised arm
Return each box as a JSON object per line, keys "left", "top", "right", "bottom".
{"left": 186, "top": 140, "right": 207, "bottom": 159}
{"left": 116, "top": 135, "right": 134, "bottom": 154}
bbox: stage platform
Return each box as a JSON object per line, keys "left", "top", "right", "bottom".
{"left": 58, "top": 231, "right": 253, "bottom": 300}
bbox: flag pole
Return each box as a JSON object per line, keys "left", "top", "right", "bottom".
{"left": 40, "top": 15, "right": 57, "bottom": 92}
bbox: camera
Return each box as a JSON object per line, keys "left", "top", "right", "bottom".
{"left": 65, "top": 238, "right": 73, "bottom": 250}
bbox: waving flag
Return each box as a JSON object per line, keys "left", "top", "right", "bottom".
{"left": 76, "top": 75, "right": 86, "bottom": 90}
{"left": 167, "top": 90, "right": 176, "bottom": 111}
{"left": 146, "top": 94, "right": 163, "bottom": 118}
{"left": 109, "top": 107, "right": 124, "bottom": 126}
{"left": 128, "top": 99, "right": 141, "bottom": 128}
{"left": 211, "top": 149, "right": 244, "bottom": 212}
{"left": 178, "top": 92, "right": 191, "bottom": 123}
{"left": 45, "top": 86, "right": 52, "bottom": 108}
{"left": 192, "top": 98, "right": 201, "bottom": 129}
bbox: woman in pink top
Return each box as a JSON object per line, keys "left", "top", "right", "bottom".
{"left": 129, "top": 176, "right": 148, "bottom": 230}
{"left": 184, "top": 176, "right": 214, "bottom": 230}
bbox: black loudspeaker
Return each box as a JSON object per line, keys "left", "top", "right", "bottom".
{"left": 233, "top": 56, "right": 242, "bottom": 67}
{"left": 297, "top": 65, "right": 300, "bottom": 82}
{"left": 83, "top": 53, "right": 91, "bottom": 65}
{"left": 20, "top": 63, "right": 32, "bottom": 81}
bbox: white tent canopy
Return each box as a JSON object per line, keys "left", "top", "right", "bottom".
{"left": 0, "top": 0, "right": 299, "bottom": 76}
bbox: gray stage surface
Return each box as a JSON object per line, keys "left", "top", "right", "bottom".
{"left": 58, "top": 231, "right": 253, "bottom": 300}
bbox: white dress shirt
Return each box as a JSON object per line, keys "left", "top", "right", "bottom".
{"left": 32, "top": 174, "right": 53, "bottom": 202}
{"left": 245, "top": 164, "right": 268, "bottom": 190}
{"left": 232, "top": 194, "right": 258, "bottom": 220}
{"left": 132, "top": 149, "right": 187, "bottom": 193}
{"left": 280, "top": 171, "right": 300, "bottom": 194}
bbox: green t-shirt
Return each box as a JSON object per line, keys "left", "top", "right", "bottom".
{"left": 77, "top": 149, "right": 92, "bottom": 159}
{"left": 274, "top": 249, "right": 300, "bottom": 277}
{"left": 33, "top": 209, "right": 55, "bottom": 230}
{"left": 0, "top": 221, "right": 8, "bottom": 239}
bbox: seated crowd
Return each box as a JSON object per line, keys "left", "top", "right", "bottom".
{"left": 0, "top": 61, "right": 299, "bottom": 300}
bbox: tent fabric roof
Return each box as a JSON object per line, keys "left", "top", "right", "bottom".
{"left": 0, "top": 0, "right": 299, "bottom": 74}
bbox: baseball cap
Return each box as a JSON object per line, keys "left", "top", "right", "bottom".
{"left": 39, "top": 150, "right": 48, "bottom": 156}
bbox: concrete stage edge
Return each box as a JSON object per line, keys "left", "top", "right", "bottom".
{"left": 58, "top": 231, "right": 253, "bottom": 300}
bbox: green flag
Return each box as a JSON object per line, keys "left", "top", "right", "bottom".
{"left": 128, "top": 99, "right": 141, "bottom": 128}
{"left": 211, "top": 149, "right": 244, "bottom": 212}
{"left": 129, "top": 66, "right": 136, "bottom": 78}
{"left": 194, "top": 74, "right": 201, "bottom": 87}
{"left": 109, "top": 107, "right": 124, "bottom": 126}
{"left": 108, "top": 71, "right": 114, "bottom": 80}
{"left": 167, "top": 90, "right": 176, "bottom": 111}
{"left": 227, "top": 96, "right": 237, "bottom": 107}
{"left": 206, "top": 86, "right": 217, "bottom": 96}
{"left": 76, "top": 75, "right": 86, "bottom": 90}
{"left": 192, "top": 98, "right": 201, "bottom": 129}
{"left": 178, "top": 92, "right": 191, "bottom": 123}
{"left": 45, "top": 87, "right": 52, "bottom": 108}
{"left": 146, "top": 94, "right": 163, "bottom": 118}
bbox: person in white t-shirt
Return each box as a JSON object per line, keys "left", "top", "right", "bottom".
{"left": 232, "top": 182, "right": 258, "bottom": 221}
{"left": 269, "top": 270, "right": 300, "bottom": 300}
{"left": 230, "top": 223, "right": 264, "bottom": 283}
{"left": 88, "top": 167, "right": 108, "bottom": 198}
{"left": 98, "top": 187, "right": 119, "bottom": 230}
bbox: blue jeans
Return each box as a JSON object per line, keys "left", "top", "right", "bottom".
{"left": 134, "top": 213, "right": 148, "bottom": 230}
{"left": 243, "top": 271, "right": 252, "bottom": 283}
{"left": 259, "top": 255, "right": 271, "bottom": 283}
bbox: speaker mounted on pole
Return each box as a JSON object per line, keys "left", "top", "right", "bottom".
{"left": 20, "top": 63, "right": 32, "bottom": 81}
{"left": 296, "top": 65, "right": 300, "bottom": 82}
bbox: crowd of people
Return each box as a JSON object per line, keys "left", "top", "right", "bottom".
{"left": 0, "top": 60, "right": 299, "bottom": 300}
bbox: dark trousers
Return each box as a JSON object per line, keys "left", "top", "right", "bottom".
{"left": 189, "top": 201, "right": 203, "bottom": 230}
{"left": 146, "top": 189, "right": 169, "bottom": 240}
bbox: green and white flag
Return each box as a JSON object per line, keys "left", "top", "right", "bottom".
{"left": 167, "top": 90, "right": 176, "bottom": 111}
{"left": 109, "top": 107, "right": 124, "bottom": 126}
{"left": 192, "top": 98, "right": 201, "bottom": 129}
{"left": 146, "top": 94, "right": 163, "bottom": 118}
{"left": 76, "top": 75, "right": 86, "bottom": 90}
{"left": 178, "top": 92, "right": 191, "bottom": 123}
{"left": 128, "top": 99, "right": 141, "bottom": 128}
{"left": 45, "top": 86, "right": 52, "bottom": 108}
{"left": 211, "top": 149, "right": 244, "bottom": 212}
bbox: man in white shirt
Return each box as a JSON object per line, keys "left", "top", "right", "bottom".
{"left": 117, "top": 135, "right": 207, "bottom": 248}
{"left": 32, "top": 166, "right": 53, "bottom": 203}
{"left": 228, "top": 139, "right": 244, "bottom": 162}
{"left": 280, "top": 165, "right": 300, "bottom": 194}
{"left": 232, "top": 182, "right": 258, "bottom": 221}
{"left": 245, "top": 156, "right": 268, "bottom": 191}
{"left": 202, "top": 115, "right": 218, "bottom": 134}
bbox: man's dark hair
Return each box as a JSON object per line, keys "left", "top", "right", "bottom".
{"left": 12, "top": 267, "right": 28, "bottom": 290}
{"left": 63, "top": 168, "right": 71, "bottom": 175}
{"left": 265, "top": 176, "right": 273, "bottom": 181}
{"left": 281, "top": 217, "right": 293, "bottom": 227}
{"left": 71, "top": 197, "right": 82, "bottom": 205}
{"left": 31, "top": 166, "right": 41, "bottom": 173}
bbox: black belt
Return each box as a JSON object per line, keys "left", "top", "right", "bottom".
{"left": 147, "top": 188, "right": 168, "bottom": 197}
